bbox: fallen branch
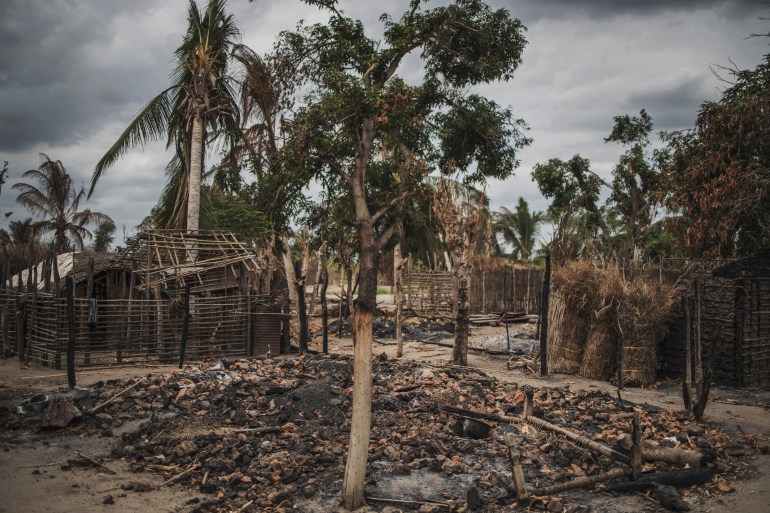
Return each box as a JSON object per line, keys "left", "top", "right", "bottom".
{"left": 615, "top": 434, "right": 711, "bottom": 468}
{"left": 442, "top": 405, "right": 630, "bottom": 465}
{"left": 88, "top": 378, "right": 146, "bottom": 414}
{"left": 160, "top": 462, "right": 201, "bottom": 487}
{"left": 531, "top": 467, "right": 632, "bottom": 496}
{"left": 367, "top": 496, "right": 450, "bottom": 510}
{"left": 73, "top": 450, "right": 116, "bottom": 475}
{"left": 605, "top": 467, "right": 713, "bottom": 492}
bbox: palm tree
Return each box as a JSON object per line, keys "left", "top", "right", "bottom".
{"left": 90, "top": 0, "right": 243, "bottom": 231}
{"left": 493, "top": 197, "right": 544, "bottom": 263}
{"left": 13, "top": 154, "right": 111, "bottom": 253}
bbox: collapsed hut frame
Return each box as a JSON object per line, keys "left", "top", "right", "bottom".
{"left": 0, "top": 230, "right": 284, "bottom": 368}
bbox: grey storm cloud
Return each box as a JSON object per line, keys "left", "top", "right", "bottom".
{"left": 0, "top": 0, "right": 767, "bottom": 245}
{"left": 0, "top": 0, "right": 178, "bottom": 151}
{"left": 504, "top": 0, "right": 765, "bottom": 21}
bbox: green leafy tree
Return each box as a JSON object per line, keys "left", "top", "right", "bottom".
{"left": 493, "top": 197, "right": 544, "bottom": 263}
{"left": 663, "top": 52, "right": 770, "bottom": 256}
{"left": 532, "top": 154, "right": 614, "bottom": 259}
{"left": 91, "top": 0, "right": 244, "bottom": 231}
{"left": 273, "top": 1, "right": 529, "bottom": 507}
{"left": 92, "top": 219, "right": 116, "bottom": 252}
{"left": 14, "top": 154, "right": 111, "bottom": 253}
{"left": 605, "top": 109, "right": 663, "bottom": 275}
{"left": 206, "top": 186, "right": 271, "bottom": 244}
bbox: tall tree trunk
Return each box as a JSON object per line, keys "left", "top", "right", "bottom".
{"left": 394, "top": 230, "right": 404, "bottom": 358}
{"left": 321, "top": 255, "right": 329, "bottom": 354}
{"left": 279, "top": 234, "right": 294, "bottom": 354}
{"left": 453, "top": 241, "right": 470, "bottom": 366}
{"left": 187, "top": 111, "right": 204, "bottom": 233}
{"left": 294, "top": 260, "right": 308, "bottom": 354}
{"left": 343, "top": 218, "right": 375, "bottom": 510}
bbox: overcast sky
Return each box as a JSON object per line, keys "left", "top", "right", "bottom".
{"left": 0, "top": 0, "right": 767, "bottom": 246}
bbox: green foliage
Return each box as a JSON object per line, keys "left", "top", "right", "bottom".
{"left": 532, "top": 154, "right": 601, "bottom": 221}
{"left": 14, "top": 154, "right": 112, "bottom": 252}
{"left": 92, "top": 0, "right": 245, "bottom": 230}
{"left": 206, "top": 187, "right": 271, "bottom": 244}
{"left": 278, "top": 0, "right": 530, "bottom": 256}
{"left": 493, "top": 197, "right": 544, "bottom": 262}
{"left": 92, "top": 219, "right": 116, "bottom": 252}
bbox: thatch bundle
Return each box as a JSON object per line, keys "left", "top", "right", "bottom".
{"left": 617, "top": 279, "right": 678, "bottom": 385}
{"left": 550, "top": 262, "right": 604, "bottom": 373}
{"left": 549, "top": 261, "right": 678, "bottom": 386}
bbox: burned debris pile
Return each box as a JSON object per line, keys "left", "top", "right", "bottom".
{"left": 2, "top": 355, "right": 755, "bottom": 513}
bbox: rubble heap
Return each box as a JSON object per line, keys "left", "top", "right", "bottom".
{"left": 3, "top": 354, "right": 753, "bottom": 513}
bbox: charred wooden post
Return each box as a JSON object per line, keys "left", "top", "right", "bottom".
{"left": 505, "top": 433, "right": 529, "bottom": 500}
{"left": 85, "top": 257, "right": 94, "bottom": 365}
{"left": 26, "top": 286, "right": 36, "bottom": 362}
{"left": 614, "top": 304, "right": 625, "bottom": 390}
{"left": 321, "top": 256, "right": 329, "bottom": 354}
{"left": 394, "top": 232, "right": 404, "bottom": 358}
{"left": 294, "top": 260, "right": 308, "bottom": 354}
{"left": 531, "top": 467, "right": 631, "bottom": 496}
{"left": 694, "top": 279, "right": 703, "bottom": 402}
{"left": 630, "top": 412, "right": 642, "bottom": 479}
{"left": 16, "top": 301, "right": 25, "bottom": 362}
{"left": 523, "top": 389, "right": 534, "bottom": 418}
{"left": 682, "top": 294, "right": 693, "bottom": 410}
{"left": 65, "top": 276, "right": 76, "bottom": 388}
{"left": 539, "top": 254, "right": 551, "bottom": 375}
{"left": 734, "top": 281, "right": 745, "bottom": 387}
{"left": 1, "top": 303, "right": 9, "bottom": 357}
{"left": 179, "top": 283, "right": 191, "bottom": 369}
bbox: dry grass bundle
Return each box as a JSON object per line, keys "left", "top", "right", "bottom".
{"left": 578, "top": 267, "right": 625, "bottom": 380}
{"left": 550, "top": 261, "right": 605, "bottom": 373}
{"left": 580, "top": 322, "right": 616, "bottom": 380}
{"left": 549, "top": 261, "right": 679, "bottom": 386}
{"left": 618, "top": 279, "right": 678, "bottom": 386}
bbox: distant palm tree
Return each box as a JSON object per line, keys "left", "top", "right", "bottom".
{"left": 493, "top": 197, "right": 544, "bottom": 263}
{"left": 90, "top": 0, "right": 243, "bottom": 231}
{"left": 14, "top": 154, "right": 111, "bottom": 253}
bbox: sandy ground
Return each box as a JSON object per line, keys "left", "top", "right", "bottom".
{"left": 1, "top": 306, "right": 769, "bottom": 512}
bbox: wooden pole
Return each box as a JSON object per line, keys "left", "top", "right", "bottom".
{"left": 614, "top": 304, "right": 624, "bottom": 391}
{"left": 65, "top": 276, "right": 76, "bottom": 388}
{"left": 539, "top": 254, "right": 551, "bottom": 375}
{"left": 735, "top": 281, "right": 745, "bottom": 387}
{"left": 682, "top": 295, "right": 692, "bottom": 410}
{"left": 16, "top": 303, "right": 25, "bottom": 362}
{"left": 505, "top": 433, "right": 529, "bottom": 500}
{"left": 321, "top": 258, "right": 329, "bottom": 354}
{"left": 694, "top": 279, "right": 703, "bottom": 402}
{"left": 531, "top": 467, "right": 631, "bottom": 496}
{"left": 630, "top": 412, "right": 642, "bottom": 479}
{"left": 179, "top": 283, "right": 191, "bottom": 368}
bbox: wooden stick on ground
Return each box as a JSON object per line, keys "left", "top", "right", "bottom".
{"left": 367, "top": 496, "right": 450, "bottom": 509}
{"left": 88, "top": 378, "right": 146, "bottom": 414}
{"left": 531, "top": 467, "right": 631, "bottom": 496}
{"left": 160, "top": 462, "right": 200, "bottom": 487}
{"left": 73, "top": 450, "right": 116, "bottom": 475}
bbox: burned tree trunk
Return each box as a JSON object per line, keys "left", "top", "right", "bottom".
{"left": 394, "top": 229, "right": 404, "bottom": 358}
